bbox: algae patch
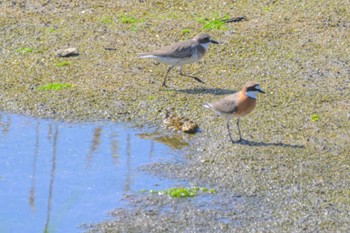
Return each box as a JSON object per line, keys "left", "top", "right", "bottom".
{"left": 182, "top": 28, "right": 191, "bottom": 35}
{"left": 197, "top": 13, "right": 229, "bottom": 30}
{"left": 37, "top": 83, "right": 72, "bottom": 91}
{"left": 144, "top": 186, "right": 216, "bottom": 198}
{"left": 99, "top": 16, "right": 113, "bottom": 24}
{"left": 310, "top": 114, "right": 320, "bottom": 122}
{"left": 118, "top": 14, "right": 139, "bottom": 24}
{"left": 55, "top": 61, "right": 71, "bottom": 67}
{"left": 15, "top": 47, "right": 33, "bottom": 54}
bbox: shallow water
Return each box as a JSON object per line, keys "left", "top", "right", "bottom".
{"left": 0, "top": 113, "right": 183, "bottom": 233}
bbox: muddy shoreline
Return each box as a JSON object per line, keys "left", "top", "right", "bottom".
{"left": 1, "top": 1, "right": 350, "bottom": 232}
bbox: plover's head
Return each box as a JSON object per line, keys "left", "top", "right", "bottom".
{"left": 193, "top": 33, "right": 219, "bottom": 46}
{"left": 244, "top": 82, "right": 265, "bottom": 99}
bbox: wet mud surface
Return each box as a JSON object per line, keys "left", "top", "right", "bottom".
{"left": 1, "top": 0, "right": 350, "bottom": 232}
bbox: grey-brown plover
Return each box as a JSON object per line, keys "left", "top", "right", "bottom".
{"left": 138, "top": 33, "right": 219, "bottom": 87}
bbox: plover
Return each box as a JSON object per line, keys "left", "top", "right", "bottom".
{"left": 203, "top": 82, "right": 265, "bottom": 143}
{"left": 138, "top": 33, "right": 219, "bottom": 87}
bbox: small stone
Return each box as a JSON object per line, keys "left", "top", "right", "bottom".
{"left": 56, "top": 48, "right": 79, "bottom": 57}
{"left": 181, "top": 121, "right": 198, "bottom": 134}
{"left": 162, "top": 108, "right": 198, "bottom": 134}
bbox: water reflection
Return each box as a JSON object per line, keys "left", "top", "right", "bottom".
{"left": 137, "top": 132, "right": 189, "bottom": 149}
{"left": 0, "top": 113, "right": 182, "bottom": 233}
{"left": 86, "top": 127, "right": 102, "bottom": 167}
{"left": 29, "top": 122, "right": 40, "bottom": 211}
{"left": 44, "top": 125, "right": 58, "bottom": 233}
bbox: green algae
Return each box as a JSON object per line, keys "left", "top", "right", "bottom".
{"left": 46, "top": 27, "right": 56, "bottom": 32}
{"left": 197, "top": 13, "right": 229, "bottom": 30}
{"left": 118, "top": 14, "right": 138, "bottom": 24}
{"left": 16, "top": 47, "right": 33, "bottom": 53}
{"left": 182, "top": 28, "right": 191, "bottom": 35}
{"left": 160, "top": 187, "right": 197, "bottom": 198}
{"left": 37, "top": 83, "right": 72, "bottom": 91}
{"left": 99, "top": 16, "right": 113, "bottom": 24}
{"left": 147, "top": 186, "right": 216, "bottom": 198}
{"left": 55, "top": 61, "right": 71, "bottom": 67}
{"left": 310, "top": 114, "right": 320, "bottom": 122}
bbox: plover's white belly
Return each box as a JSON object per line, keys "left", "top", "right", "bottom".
{"left": 154, "top": 55, "right": 198, "bottom": 65}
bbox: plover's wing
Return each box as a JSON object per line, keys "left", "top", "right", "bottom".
{"left": 147, "top": 40, "right": 196, "bottom": 59}
{"left": 210, "top": 95, "right": 238, "bottom": 115}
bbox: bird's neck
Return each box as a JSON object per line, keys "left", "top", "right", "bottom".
{"left": 200, "top": 42, "right": 210, "bottom": 51}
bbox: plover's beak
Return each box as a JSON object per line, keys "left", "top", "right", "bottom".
{"left": 210, "top": 39, "right": 219, "bottom": 44}
{"left": 255, "top": 85, "right": 265, "bottom": 93}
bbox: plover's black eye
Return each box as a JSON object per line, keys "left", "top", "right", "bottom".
{"left": 247, "top": 86, "right": 253, "bottom": 91}
{"left": 201, "top": 37, "right": 210, "bottom": 43}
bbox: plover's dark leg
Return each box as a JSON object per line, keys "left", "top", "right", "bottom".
{"left": 178, "top": 66, "right": 183, "bottom": 75}
{"left": 162, "top": 65, "right": 174, "bottom": 87}
{"left": 179, "top": 66, "right": 205, "bottom": 84}
{"left": 227, "top": 121, "right": 234, "bottom": 143}
{"left": 236, "top": 118, "right": 243, "bottom": 142}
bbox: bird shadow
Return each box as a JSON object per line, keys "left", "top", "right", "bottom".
{"left": 179, "top": 73, "right": 205, "bottom": 84}
{"left": 175, "top": 87, "right": 236, "bottom": 96}
{"left": 233, "top": 139, "right": 305, "bottom": 148}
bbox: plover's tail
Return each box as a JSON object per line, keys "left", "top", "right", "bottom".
{"left": 203, "top": 102, "right": 213, "bottom": 110}
{"left": 137, "top": 53, "right": 156, "bottom": 59}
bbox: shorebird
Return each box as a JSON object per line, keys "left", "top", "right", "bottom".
{"left": 138, "top": 33, "right": 219, "bottom": 87}
{"left": 203, "top": 82, "right": 265, "bottom": 143}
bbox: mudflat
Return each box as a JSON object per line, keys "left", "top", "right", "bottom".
{"left": 1, "top": 1, "right": 349, "bottom": 232}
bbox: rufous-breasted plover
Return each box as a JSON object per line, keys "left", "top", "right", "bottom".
{"left": 203, "top": 82, "right": 265, "bottom": 143}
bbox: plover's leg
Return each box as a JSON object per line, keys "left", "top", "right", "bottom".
{"left": 162, "top": 65, "right": 174, "bottom": 87}
{"left": 236, "top": 118, "right": 243, "bottom": 142}
{"left": 178, "top": 66, "right": 205, "bottom": 84}
{"left": 227, "top": 121, "right": 234, "bottom": 143}
{"left": 178, "top": 66, "right": 183, "bottom": 75}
